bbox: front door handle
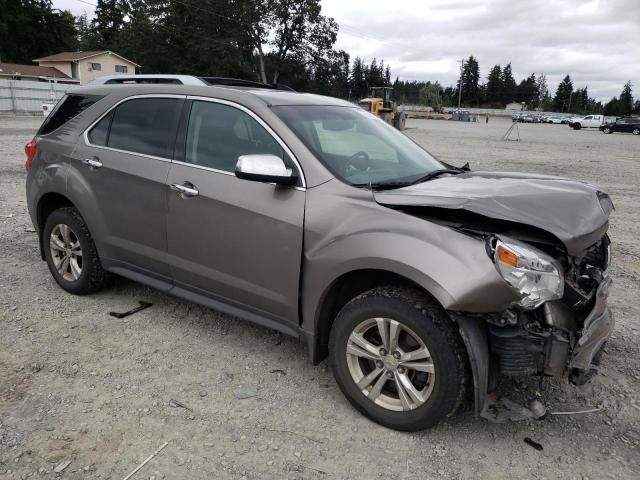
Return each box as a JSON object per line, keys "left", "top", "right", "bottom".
{"left": 170, "top": 182, "right": 199, "bottom": 197}
{"left": 82, "top": 158, "right": 103, "bottom": 169}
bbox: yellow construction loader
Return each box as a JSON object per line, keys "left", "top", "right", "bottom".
{"left": 358, "top": 86, "right": 406, "bottom": 130}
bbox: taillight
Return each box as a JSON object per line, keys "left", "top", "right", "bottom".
{"left": 25, "top": 137, "right": 37, "bottom": 171}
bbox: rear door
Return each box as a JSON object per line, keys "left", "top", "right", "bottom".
{"left": 73, "top": 95, "right": 185, "bottom": 278}
{"left": 165, "top": 98, "right": 305, "bottom": 327}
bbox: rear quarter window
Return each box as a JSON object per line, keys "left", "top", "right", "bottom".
{"left": 38, "top": 94, "right": 103, "bottom": 135}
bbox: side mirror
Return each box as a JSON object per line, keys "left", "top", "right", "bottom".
{"left": 235, "top": 154, "right": 298, "bottom": 186}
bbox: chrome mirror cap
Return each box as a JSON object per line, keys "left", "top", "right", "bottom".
{"left": 235, "top": 154, "right": 298, "bottom": 186}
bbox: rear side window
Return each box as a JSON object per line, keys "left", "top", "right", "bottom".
{"left": 38, "top": 94, "right": 102, "bottom": 135}
{"left": 100, "top": 98, "right": 182, "bottom": 158}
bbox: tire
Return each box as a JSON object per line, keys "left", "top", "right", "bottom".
{"left": 329, "top": 286, "right": 468, "bottom": 431}
{"left": 380, "top": 112, "right": 391, "bottom": 125}
{"left": 43, "top": 207, "right": 108, "bottom": 295}
{"left": 633, "top": 128, "right": 640, "bottom": 135}
{"left": 394, "top": 112, "right": 406, "bottom": 131}
{"left": 603, "top": 127, "right": 611, "bottom": 134}
{"left": 573, "top": 123, "right": 582, "bottom": 130}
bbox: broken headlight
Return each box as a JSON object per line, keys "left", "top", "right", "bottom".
{"left": 488, "top": 236, "right": 564, "bottom": 309}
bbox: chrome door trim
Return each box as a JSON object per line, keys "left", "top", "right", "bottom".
{"left": 185, "top": 95, "right": 307, "bottom": 188}
{"left": 171, "top": 160, "right": 306, "bottom": 192}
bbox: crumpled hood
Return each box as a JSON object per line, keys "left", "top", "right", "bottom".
{"left": 374, "top": 171, "right": 614, "bottom": 256}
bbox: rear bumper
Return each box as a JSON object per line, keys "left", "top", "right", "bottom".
{"left": 571, "top": 276, "right": 614, "bottom": 370}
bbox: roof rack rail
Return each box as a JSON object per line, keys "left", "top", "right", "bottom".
{"left": 199, "top": 76, "right": 295, "bottom": 91}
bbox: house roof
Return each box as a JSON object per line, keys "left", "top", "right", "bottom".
{"left": 0, "top": 62, "right": 76, "bottom": 80}
{"left": 33, "top": 51, "right": 140, "bottom": 67}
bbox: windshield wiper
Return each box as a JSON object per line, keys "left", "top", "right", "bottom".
{"left": 352, "top": 166, "right": 467, "bottom": 190}
{"left": 408, "top": 168, "right": 464, "bottom": 185}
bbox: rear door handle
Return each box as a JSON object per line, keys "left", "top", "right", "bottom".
{"left": 170, "top": 182, "right": 199, "bottom": 197}
{"left": 82, "top": 158, "right": 103, "bottom": 169}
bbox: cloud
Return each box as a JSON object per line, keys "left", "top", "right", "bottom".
{"left": 323, "top": 0, "right": 639, "bottom": 101}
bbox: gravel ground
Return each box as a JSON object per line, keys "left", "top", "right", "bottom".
{"left": 1, "top": 114, "right": 639, "bottom": 479}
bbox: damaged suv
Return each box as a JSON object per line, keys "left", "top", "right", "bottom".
{"left": 26, "top": 83, "right": 614, "bottom": 431}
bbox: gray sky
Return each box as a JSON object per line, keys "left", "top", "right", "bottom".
{"left": 54, "top": 0, "right": 639, "bottom": 101}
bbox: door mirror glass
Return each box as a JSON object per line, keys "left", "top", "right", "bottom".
{"left": 235, "top": 154, "right": 298, "bottom": 186}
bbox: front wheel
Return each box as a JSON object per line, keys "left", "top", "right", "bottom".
{"left": 603, "top": 127, "right": 611, "bottom": 134}
{"left": 633, "top": 128, "right": 640, "bottom": 135}
{"left": 573, "top": 123, "right": 582, "bottom": 130}
{"left": 329, "top": 287, "right": 468, "bottom": 431}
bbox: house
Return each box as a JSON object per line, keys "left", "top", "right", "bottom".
{"left": 505, "top": 101, "right": 524, "bottom": 111}
{"left": 0, "top": 62, "right": 79, "bottom": 84}
{"left": 33, "top": 51, "right": 140, "bottom": 85}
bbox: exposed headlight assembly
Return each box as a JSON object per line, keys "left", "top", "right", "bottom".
{"left": 488, "top": 236, "right": 564, "bottom": 309}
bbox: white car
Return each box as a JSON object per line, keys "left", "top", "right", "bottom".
{"left": 546, "top": 116, "right": 563, "bottom": 124}
{"left": 568, "top": 114, "right": 604, "bottom": 130}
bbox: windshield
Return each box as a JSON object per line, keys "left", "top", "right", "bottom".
{"left": 272, "top": 106, "right": 443, "bottom": 185}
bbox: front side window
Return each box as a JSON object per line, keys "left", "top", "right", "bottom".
{"left": 100, "top": 98, "right": 182, "bottom": 158}
{"left": 273, "top": 105, "right": 443, "bottom": 186}
{"left": 185, "top": 100, "right": 284, "bottom": 172}
{"left": 115, "top": 65, "right": 128, "bottom": 73}
{"left": 90, "top": 63, "right": 101, "bottom": 71}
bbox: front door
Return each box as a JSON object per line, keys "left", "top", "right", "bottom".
{"left": 166, "top": 99, "right": 305, "bottom": 327}
{"left": 73, "top": 95, "right": 185, "bottom": 278}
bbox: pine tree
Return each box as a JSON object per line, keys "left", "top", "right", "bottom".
{"left": 501, "top": 63, "right": 517, "bottom": 102}
{"left": 485, "top": 65, "right": 503, "bottom": 105}
{"left": 620, "top": 81, "right": 633, "bottom": 115}
{"left": 553, "top": 75, "right": 573, "bottom": 112}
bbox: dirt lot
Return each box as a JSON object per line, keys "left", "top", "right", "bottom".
{"left": 1, "top": 115, "right": 639, "bottom": 479}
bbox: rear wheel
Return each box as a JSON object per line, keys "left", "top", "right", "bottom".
{"left": 329, "top": 286, "right": 468, "bottom": 431}
{"left": 43, "top": 207, "right": 108, "bottom": 295}
{"left": 394, "top": 112, "right": 406, "bottom": 131}
{"left": 633, "top": 128, "right": 640, "bottom": 135}
{"left": 603, "top": 127, "right": 611, "bottom": 134}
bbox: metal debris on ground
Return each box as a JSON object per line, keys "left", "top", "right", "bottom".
{"left": 549, "top": 407, "right": 603, "bottom": 415}
{"left": 122, "top": 441, "right": 169, "bottom": 480}
{"left": 109, "top": 301, "right": 153, "bottom": 319}
{"left": 168, "top": 399, "right": 194, "bottom": 412}
{"left": 53, "top": 460, "right": 71, "bottom": 473}
{"left": 524, "top": 437, "right": 544, "bottom": 451}
{"left": 235, "top": 385, "right": 258, "bottom": 399}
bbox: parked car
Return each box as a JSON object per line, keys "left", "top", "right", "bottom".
{"left": 568, "top": 114, "right": 604, "bottom": 129}
{"left": 546, "top": 116, "right": 563, "bottom": 124}
{"left": 599, "top": 116, "right": 640, "bottom": 135}
{"left": 25, "top": 83, "right": 614, "bottom": 431}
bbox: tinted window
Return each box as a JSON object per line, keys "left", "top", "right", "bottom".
{"left": 185, "top": 101, "right": 284, "bottom": 172}
{"left": 108, "top": 98, "right": 182, "bottom": 158}
{"left": 88, "top": 110, "right": 113, "bottom": 146}
{"left": 38, "top": 94, "right": 102, "bottom": 135}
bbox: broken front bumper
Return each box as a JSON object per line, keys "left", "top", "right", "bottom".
{"left": 571, "top": 276, "right": 614, "bottom": 370}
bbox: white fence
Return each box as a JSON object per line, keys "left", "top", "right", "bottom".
{"left": 399, "top": 104, "right": 555, "bottom": 117}
{"left": 0, "top": 79, "right": 72, "bottom": 114}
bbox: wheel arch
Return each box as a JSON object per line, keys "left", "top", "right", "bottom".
{"left": 306, "top": 267, "right": 450, "bottom": 365}
{"left": 36, "top": 192, "right": 76, "bottom": 260}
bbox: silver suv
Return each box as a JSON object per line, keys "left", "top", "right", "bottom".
{"left": 25, "top": 83, "right": 614, "bottom": 431}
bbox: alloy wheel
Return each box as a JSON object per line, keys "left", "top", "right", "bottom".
{"left": 49, "top": 224, "right": 83, "bottom": 282}
{"left": 346, "top": 318, "right": 435, "bottom": 411}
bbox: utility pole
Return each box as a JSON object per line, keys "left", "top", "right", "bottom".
{"left": 457, "top": 59, "right": 464, "bottom": 110}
